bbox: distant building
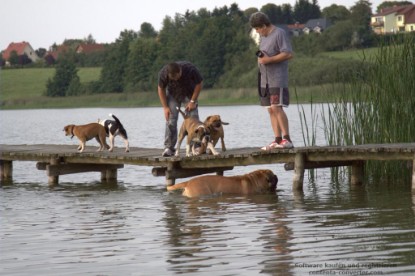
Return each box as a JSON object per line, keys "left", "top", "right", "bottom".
{"left": 75, "top": 43, "right": 105, "bottom": 54}
{"left": 44, "top": 45, "right": 70, "bottom": 65}
{"left": 371, "top": 4, "right": 415, "bottom": 34}
{"left": 287, "top": 22, "right": 305, "bottom": 36}
{"left": 303, "top": 18, "right": 332, "bottom": 34}
{"left": 1, "top": 41, "right": 39, "bottom": 65}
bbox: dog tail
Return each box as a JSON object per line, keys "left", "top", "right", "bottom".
{"left": 109, "top": 113, "right": 121, "bottom": 124}
{"left": 109, "top": 113, "right": 128, "bottom": 139}
{"left": 167, "top": 182, "right": 188, "bottom": 191}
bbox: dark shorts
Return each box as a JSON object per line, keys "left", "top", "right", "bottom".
{"left": 259, "top": 87, "right": 290, "bottom": 107}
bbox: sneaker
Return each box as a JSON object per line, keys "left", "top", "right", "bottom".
{"left": 162, "top": 148, "right": 174, "bottom": 157}
{"left": 261, "top": 141, "right": 279, "bottom": 151}
{"left": 275, "top": 139, "right": 294, "bottom": 149}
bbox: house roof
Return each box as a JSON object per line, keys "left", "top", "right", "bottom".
{"left": 399, "top": 5, "right": 415, "bottom": 24}
{"left": 305, "top": 18, "right": 331, "bottom": 30}
{"left": 75, "top": 43, "right": 105, "bottom": 53}
{"left": 2, "top": 41, "right": 31, "bottom": 60}
{"left": 45, "top": 45, "right": 70, "bottom": 60}
{"left": 287, "top": 23, "right": 305, "bottom": 30}
{"left": 374, "top": 4, "right": 414, "bottom": 17}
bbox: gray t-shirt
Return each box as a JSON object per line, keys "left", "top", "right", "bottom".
{"left": 259, "top": 26, "right": 292, "bottom": 89}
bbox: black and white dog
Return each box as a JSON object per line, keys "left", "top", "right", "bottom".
{"left": 98, "top": 114, "right": 130, "bottom": 152}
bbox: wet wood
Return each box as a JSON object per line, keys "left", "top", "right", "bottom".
{"left": 1, "top": 143, "right": 415, "bottom": 191}
{"left": 292, "top": 153, "right": 305, "bottom": 191}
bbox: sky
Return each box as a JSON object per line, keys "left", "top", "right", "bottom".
{"left": 1, "top": 0, "right": 386, "bottom": 51}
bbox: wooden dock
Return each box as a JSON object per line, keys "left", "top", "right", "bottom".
{"left": 1, "top": 143, "right": 415, "bottom": 191}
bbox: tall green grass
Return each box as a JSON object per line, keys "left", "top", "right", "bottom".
{"left": 301, "top": 35, "right": 415, "bottom": 183}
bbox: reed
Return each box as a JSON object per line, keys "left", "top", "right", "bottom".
{"left": 320, "top": 35, "right": 415, "bottom": 183}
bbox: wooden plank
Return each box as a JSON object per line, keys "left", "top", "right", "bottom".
{"left": 48, "top": 156, "right": 60, "bottom": 185}
{"left": 46, "top": 163, "right": 124, "bottom": 177}
{"left": 292, "top": 153, "right": 305, "bottom": 191}
{"left": 284, "top": 160, "right": 357, "bottom": 171}
{"left": 412, "top": 156, "right": 415, "bottom": 191}
{"left": 0, "top": 160, "right": 13, "bottom": 181}
{"left": 351, "top": 161, "right": 364, "bottom": 186}
{"left": 152, "top": 166, "right": 234, "bottom": 178}
{"left": 2, "top": 144, "right": 415, "bottom": 191}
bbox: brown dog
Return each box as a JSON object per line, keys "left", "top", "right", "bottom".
{"left": 167, "top": 169, "right": 278, "bottom": 197}
{"left": 204, "top": 115, "right": 229, "bottom": 153}
{"left": 175, "top": 108, "right": 218, "bottom": 157}
{"left": 63, "top": 123, "right": 109, "bottom": 152}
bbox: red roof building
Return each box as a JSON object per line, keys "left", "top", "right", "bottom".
{"left": 75, "top": 43, "right": 105, "bottom": 54}
{"left": 371, "top": 4, "right": 415, "bottom": 34}
{"left": 2, "top": 41, "right": 39, "bottom": 62}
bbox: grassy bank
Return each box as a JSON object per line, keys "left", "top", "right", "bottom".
{"left": 0, "top": 66, "right": 340, "bottom": 109}
{"left": 1, "top": 47, "right": 371, "bottom": 109}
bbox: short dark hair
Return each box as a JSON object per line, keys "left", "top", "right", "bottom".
{"left": 167, "top": 62, "right": 181, "bottom": 79}
{"left": 249, "top": 12, "right": 271, "bottom": 28}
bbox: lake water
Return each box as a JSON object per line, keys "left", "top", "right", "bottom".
{"left": 1, "top": 106, "right": 414, "bottom": 275}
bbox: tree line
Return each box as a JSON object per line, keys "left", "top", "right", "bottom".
{"left": 44, "top": 0, "right": 411, "bottom": 97}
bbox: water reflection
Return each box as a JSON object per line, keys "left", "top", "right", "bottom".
{"left": 2, "top": 107, "right": 415, "bottom": 275}
{"left": 162, "top": 194, "right": 297, "bottom": 275}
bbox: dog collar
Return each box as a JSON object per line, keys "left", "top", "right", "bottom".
{"left": 71, "top": 129, "right": 74, "bottom": 139}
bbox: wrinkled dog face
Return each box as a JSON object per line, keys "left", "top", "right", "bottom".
{"left": 205, "top": 115, "right": 228, "bottom": 130}
{"left": 255, "top": 169, "right": 278, "bottom": 192}
{"left": 266, "top": 171, "right": 278, "bottom": 191}
{"left": 194, "top": 126, "right": 210, "bottom": 143}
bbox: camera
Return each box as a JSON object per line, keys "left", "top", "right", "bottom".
{"left": 255, "top": 50, "right": 264, "bottom": 58}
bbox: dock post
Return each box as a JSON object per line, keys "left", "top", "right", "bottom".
{"left": 165, "top": 162, "right": 178, "bottom": 186}
{"left": 48, "top": 157, "right": 60, "bottom": 185}
{"left": 412, "top": 157, "right": 415, "bottom": 192}
{"left": 0, "top": 160, "right": 13, "bottom": 181}
{"left": 351, "top": 161, "right": 364, "bottom": 186}
{"left": 101, "top": 169, "right": 118, "bottom": 182}
{"left": 293, "top": 153, "right": 305, "bottom": 191}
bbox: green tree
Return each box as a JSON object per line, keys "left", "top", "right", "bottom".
{"left": 281, "top": 4, "right": 295, "bottom": 24}
{"left": 322, "top": 4, "right": 351, "bottom": 23}
{"left": 260, "top": 3, "right": 282, "bottom": 24}
{"left": 376, "top": 1, "right": 413, "bottom": 13}
{"left": 350, "top": 0, "right": 372, "bottom": 26}
{"left": 320, "top": 20, "right": 356, "bottom": 50}
{"left": 125, "top": 38, "right": 159, "bottom": 91}
{"left": 139, "top": 22, "right": 158, "bottom": 38}
{"left": 35, "top": 48, "right": 47, "bottom": 58}
{"left": 99, "top": 30, "right": 137, "bottom": 92}
{"left": 84, "top": 34, "right": 96, "bottom": 44}
{"left": 45, "top": 59, "right": 79, "bottom": 97}
{"left": 294, "top": 0, "right": 321, "bottom": 23}
{"left": 350, "top": 0, "right": 374, "bottom": 47}
{"left": 8, "top": 50, "right": 19, "bottom": 65}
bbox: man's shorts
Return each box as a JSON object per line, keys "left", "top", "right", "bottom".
{"left": 259, "top": 87, "right": 290, "bottom": 107}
